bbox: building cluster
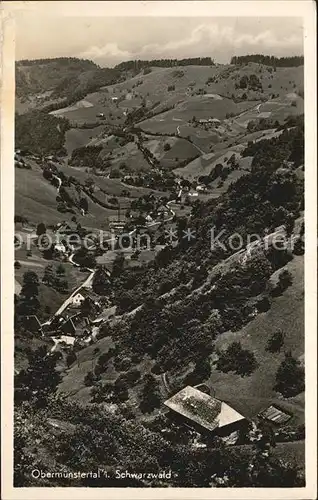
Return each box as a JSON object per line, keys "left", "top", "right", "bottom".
{"left": 164, "top": 385, "right": 294, "bottom": 445}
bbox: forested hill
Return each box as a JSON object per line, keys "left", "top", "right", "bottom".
{"left": 16, "top": 57, "right": 99, "bottom": 68}
{"left": 16, "top": 57, "right": 120, "bottom": 100}
{"left": 231, "top": 55, "right": 304, "bottom": 67}
{"left": 115, "top": 57, "right": 215, "bottom": 71}
{"left": 107, "top": 115, "right": 304, "bottom": 369}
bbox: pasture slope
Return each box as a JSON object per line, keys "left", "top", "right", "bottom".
{"left": 209, "top": 255, "right": 304, "bottom": 425}
{"left": 39, "top": 62, "right": 303, "bottom": 176}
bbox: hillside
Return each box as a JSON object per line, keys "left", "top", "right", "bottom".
{"left": 16, "top": 57, "right": 121, "bottom": 114}
{"left": 56, "top": 118, "right": 305, "bottom": 415}
{"left": 14, "top": 55, "right": 305, "bottom": 488}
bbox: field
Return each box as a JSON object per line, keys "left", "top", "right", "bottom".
{"left": 15, "top": 162, "right": 169, "bottom": 232}
{"left": 64, "top": 125, "right": 105, "bottom": 155}
{"left": 32, "top": 63, "right": 304, "bottom": 182}
{"left": 104, "top": 142, "right": 152, "bottom": 173}
{"left": 15, "top": 167, "right": 121, "bottom": 230}
{"left": 50, "top": 89, "right": 126, "bottom": 127}
{"left": 14, "top": 234, "right": 89, "bottom": 317}
{"left": 205, "top": 255, "right": 304, "bottom": 426}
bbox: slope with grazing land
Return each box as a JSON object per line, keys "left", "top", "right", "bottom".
{"left": 53, "top": 117, "right": 304, "bottom": 424}
{"left": 14, "top": 55, "right": 306, "bottom": 488}
{"left": 16, "top": 57, "right": 121, "bottom": 114}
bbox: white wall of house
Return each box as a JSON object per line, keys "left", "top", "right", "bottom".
{"left": 72, "top": 293, "right": 85, "bottom": 306}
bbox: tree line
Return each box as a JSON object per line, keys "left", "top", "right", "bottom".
{"left": 16, "top": 57, "right": 99, "bottom": 68}
{"left": 115, "top": 57, "right": 215, "bottom": 71}
{"left": 231, "top": 54, "right": 304, "bottom": 67}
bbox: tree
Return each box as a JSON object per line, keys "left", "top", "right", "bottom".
{"left": 80, "top": 297, "right": 94, "bottom": 318}
{"left": 92, "top": 265, "right": 110, "bottom": 295}
{"left": 15, "top": 346, "right": 61, "bottom": 407}
{"left": 42, "top": 264, "right": 55, "bottom": 286}
{"left": 186, "top": 357, "right": 211, "bottom": 385}
{"left": 111, "top": 253, "right": 125, "bottom": 278}
{"left": 43, "top": 245, "right": 55, "bottom": 260}
{"left": 278, "top": 269, "right": 293, "bottom": 290}
{"left": 66, "top": 351, "right": 77, "bottom": 367}
{"left": 79, "top": 197, "right": 88, "bottom": 213}
{"left": 274, "top": 352, "right": 305, "bottom": 397}
{"left": 293, "top": 237, "right": 304, "bottom": 256}
{"left": 266, "top": 329, "right": 284, "bottom": 353}
{"left": 36, "top": 222, "right": 46, "bottom": 237}
{"left": 54, "top": 277, "right": 69, "bottom": 294}
{"left": 73, "top": 247, "right": 96, "bottom": 269}
{"left": 139, "top": 374, "right": 161, "bottom": 413}
{"left": 164, "top": 143, "right": 171, "bottom": 151}
{"left": 20, "top": 271, "right": 39, "bottom": 300}
{"left": 217, "top": 341, "right": 258, "bottom": 376}
{"left": 84, "top": 371, "right": 95, "bottom": 387}
{"left": 56, "top": 263, "right": 66, "bottom": 276}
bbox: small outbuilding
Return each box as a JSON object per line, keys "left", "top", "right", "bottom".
{"left": 258, "top": 405, "right": 292, "bottom": 425}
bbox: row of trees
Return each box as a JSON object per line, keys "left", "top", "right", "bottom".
{"left": 115, "top": 57, "right": 215, "bottom": 71}
{"left": 231, "top": 55, "right": 304, "bottom": 67}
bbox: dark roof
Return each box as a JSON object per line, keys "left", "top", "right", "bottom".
{"left": 60, "top": 318, "right": 76, "bottom": 333}
{"left": 25, "top": 315, "right": 42, "bottom": 329}
{"left": 258, "top": 405, "right": 292, "bottom": 425}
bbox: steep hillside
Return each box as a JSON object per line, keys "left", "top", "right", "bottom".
{"left": 48, "top": 64, "right": 303, "bottom": 183}
{"left": 57, "top": 118, "right": 304, "bottom": 414}
{"left": 14, "top": 56, "right": 305, "bottom": 488}
{"left": 16, "top": 57, "right": 121, "bottom": 114}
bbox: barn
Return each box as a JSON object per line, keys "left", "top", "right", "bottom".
{"left": 164, "top": 385, "right": 248, "bottom": 437}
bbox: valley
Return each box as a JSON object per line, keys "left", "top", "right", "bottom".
{"left": 14, "top": 54, "right": 305, "bottom": 488}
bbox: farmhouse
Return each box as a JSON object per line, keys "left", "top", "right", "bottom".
{"left": 164, "top": 386, "right": 247, "bottom": 437}
{"left": 109, "top": 221, "right": 126, "bottom": 233}
{"left": 23, "top": 315, "right": 43, "bottom": 334}
{"left": 196, "top": 185, "right": 207, "bottom": 192}
{"left": 71, "top": 292, "right": 86, "bottom": 307}
{"left": 198, "top": 118, "right": 221, "bottom": 125}
{"left": 56, "top": 221, "right": 77, "bottom": 235}
{"left": 70, "top": 288, "right": 101, "bottom": 309}
{"left": 54, "top": 242, "right": 67, "bottom": 254}
{"left": 60, "top": 316, "right": 77, "bottom": 335}
{"left": 156, "top": 204, "right": 169, "bottom": 217}
{"left": 59, "top": 312, "right": 92, "bottom": 336}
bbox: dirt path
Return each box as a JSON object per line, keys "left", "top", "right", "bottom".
{"left": 17, "top": 260, "right": 44, "bottom": 268}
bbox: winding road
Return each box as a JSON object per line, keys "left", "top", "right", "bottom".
{"left": 40, "top": 162, "right": 176, "bottom": 325}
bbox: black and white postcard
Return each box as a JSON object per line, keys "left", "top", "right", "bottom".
{"left": 1, "top": 1, "right": 317, "bottom": 499}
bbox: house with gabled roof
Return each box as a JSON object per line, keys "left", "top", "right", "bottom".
{"left": 23, "top": 315, "right": 43, "bottom": 334}
{"left": 164, "top": 386, "right": 248, "bottom": 437}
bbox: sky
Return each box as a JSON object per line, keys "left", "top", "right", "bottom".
{"left": 15, "top": 14, "right": 303, "bottom": 67}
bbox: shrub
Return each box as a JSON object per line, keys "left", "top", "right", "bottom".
{"left": 293, "top": 237, "right": 304, "bottom": 255}
{"left": 66, "top": 351, "right": 77, "bottom": 367}
{"left": 266, "top": 329, "right": 284, "bottom": 353}
{"left": 278, "top": 269, "right": 293, "bottom": 289}
{"left": 217, "top": 341, "right": 258, "bottom": 376}
{"left": 274, "top": 352, "right": 305, "bottom": 397}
